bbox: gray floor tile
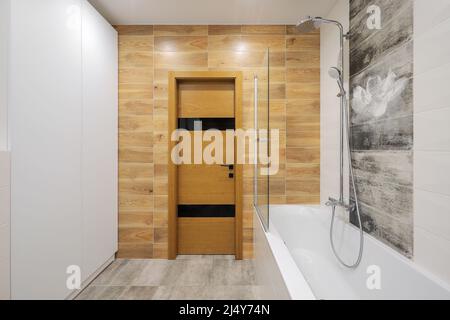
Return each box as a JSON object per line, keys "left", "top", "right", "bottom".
{"left": 213, "top": 255, "right": 235, "bottom": 260}
{"left": 210, "top": 260, "right": 256, "bottom": 286}
{"left": 80, "top": 256, "right": 260, "bottom": 300}
{"left": 203, "top": 286, "right": 257, "bottom": 300}
{"left": 152, "top": 286, "right": 207, "bottom": 300}
{"left": 75, "top": 286, "right": 104, "bottom": 300}
{"left": 97, "top": 286, "right": 128, "bottom": 300}
{"left": 91, "top": 259, "right": 126, "bottom": 286}
{"left": 78, "top": 286, "right": 127, "bottom": 300}
{"left": 119, "top": 286, "right": 158, "bottom": 300}
{"left": 109, "top": 260, "right": 148, "bottom": 286}
{"left": 176, "top": 259, "right": 214, "bottom": 286}
{"left": 176, "top": 255, "right": 210, "bottom": 260}
{"left": 132, "top": 260, "right": 171, "bottom": 286}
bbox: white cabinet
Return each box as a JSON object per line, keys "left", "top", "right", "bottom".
{"left": 9, "top": 0, "right": 117, "bottom": 299}
{"left": 0, "top": 0, "right": 11, "bottom": 301}
{"left": 81, "top": 1, "right": 118, "bottom": 281}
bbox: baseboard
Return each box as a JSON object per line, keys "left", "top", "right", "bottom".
{"left": 66, "top": 254, "right": 115, "bottom": 300}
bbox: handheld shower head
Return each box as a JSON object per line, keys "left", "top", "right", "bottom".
{"left": 328, "top": 67, "right": 341, "bottom": 80}
{"left": 329, "top": 67, "right": 346, "bottom": 95}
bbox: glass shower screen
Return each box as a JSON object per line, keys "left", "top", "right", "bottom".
{"left": 254, "top": 49, "right": 270, "bottom": 230}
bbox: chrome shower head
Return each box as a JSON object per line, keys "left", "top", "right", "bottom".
{"left": 296, "top": 16, "right": 322, "bottom": 33}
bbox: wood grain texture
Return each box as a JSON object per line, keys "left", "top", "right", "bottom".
{"left": 118, "top": 27, "right": 154, "bottom": 258}
{"left": 178, "top": 81, "right": 235, "bottom": 117}
{"left": 168, "top": 72, "right": 178, "bottom": 259}
{"left": 177, "top": 218, "right": 235, "bottom": 254}
{"left": 154, "top": 36, "right": 208, "bottom": 52}
{"left": 285, "top": 31, "right": 320, "bottom": 203}
{"left": 178, "top": 165, "right": 235, "bottom": 204}
{"left": 117, "top": 25, "right": 321, "bottom": 259}
{"left": 168, "top": 71, "right": 243, "bottom": 259}
{"left": 154, "top": 25, "right": 208, "bottom": 36}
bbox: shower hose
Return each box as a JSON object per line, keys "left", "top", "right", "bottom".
{"left": 329, "top": 95, "right": 364, "bottom": 269}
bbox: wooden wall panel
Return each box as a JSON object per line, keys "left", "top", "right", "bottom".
{"left": 285, "top": 30, "right": 321, "bottom": 205}
{"left": 117, "top": 26, "right": 154, "bottom": 258}
{"left": 116, "top": 25, "right": 320, "bottom": 259}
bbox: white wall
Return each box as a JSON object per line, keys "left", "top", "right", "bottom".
{"left": 0, "top": 0, "right": 11, "bottom": 300}
{"left": 320, "top": 0, "right": 350, "bottom": 216}
{"left": 413, "top": 0, "right": 450, "bottom": 285}
{"left": 9, "top": 0, "right": 117, "bottom": 299}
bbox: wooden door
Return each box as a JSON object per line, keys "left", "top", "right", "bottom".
{"left": 168, "top": 72, "right": 243, "bottom": 259}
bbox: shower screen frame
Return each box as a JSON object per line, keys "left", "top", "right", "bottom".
{"left": 253, "top": 48, "right": 270, "bottom": 231}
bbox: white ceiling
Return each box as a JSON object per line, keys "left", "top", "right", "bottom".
{"left": 88, "top": 0, "right": 338, "bottom": 25}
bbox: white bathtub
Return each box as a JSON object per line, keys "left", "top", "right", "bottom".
{"left": 254, "top": 205, "right": 450, "bottom": 300}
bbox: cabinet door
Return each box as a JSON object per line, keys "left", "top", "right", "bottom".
{"left": 10, "top": 0, "right": 83, "bottom": 300}
{"left": 81, "top": 0, "right": 118, "bottom": 282}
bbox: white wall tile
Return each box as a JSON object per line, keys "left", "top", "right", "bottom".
{"left": 415, "top": 151, "right": 450, "bottom": 195}
{"left": 415, "top": 107, "right": 450, "bottom": 151}
{"left": 321, "top": 0, "right": 350, "bottom": 204}
{"left": 414, "top": 226, "right": 450, "bottom": 285}
{"left": 414, "top": 0, "right": 450, "bottom": 288}
{"left": 414, "top": 0, "right": 450, "bottom": 37}
{"left": 414, "top": 16, "right": 450, "bottom": 75}
{"left": 414, "top": 63, "right": 450, "bottom": 113}
{"left": 415, "top": 189, "right": 450, "bottom": 242}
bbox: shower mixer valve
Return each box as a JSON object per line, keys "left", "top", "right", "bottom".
{"left": 326, "top": 197, "right": 355, "bottom": 212}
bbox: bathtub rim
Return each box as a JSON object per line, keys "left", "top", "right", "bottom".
{"left": 269, "top": 204, "right": 450, "bottom": 296}
{"left": 254, "top": 207, "right": 316, "bottom": 300}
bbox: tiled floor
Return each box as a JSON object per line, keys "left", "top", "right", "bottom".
{"left": 76, "top": 255, "right": 261, "bottom": 300}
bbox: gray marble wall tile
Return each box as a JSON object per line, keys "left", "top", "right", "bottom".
{"left": 351, "top": 116, "right": 413, "bottom": 151}
{"left": 350, "top": 0, "right": 412, "bottom": 47}
{"left": 350, "top": 42, "right": 413, "bottom": 126}
{"left": 351, "top": 151, "right": 413, "bottom": 187}
{"left": 350, "top": 0, "right": 413, "bottom": 77}
{"left": 350, "top": 0, "right": 413, "bottom": 76}
{"left": 349, "top": 202, "right": 413, "bottom": 257}
{"left": 350, "top": 0, "right": 414, "bottom": 258}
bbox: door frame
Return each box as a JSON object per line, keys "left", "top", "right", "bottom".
{"left": 168, "top": 71, "right": 243, "bottom": 260}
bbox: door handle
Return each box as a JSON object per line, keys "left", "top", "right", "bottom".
{"left": 221, "top": 165, "right": 234, "bottom": 170}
